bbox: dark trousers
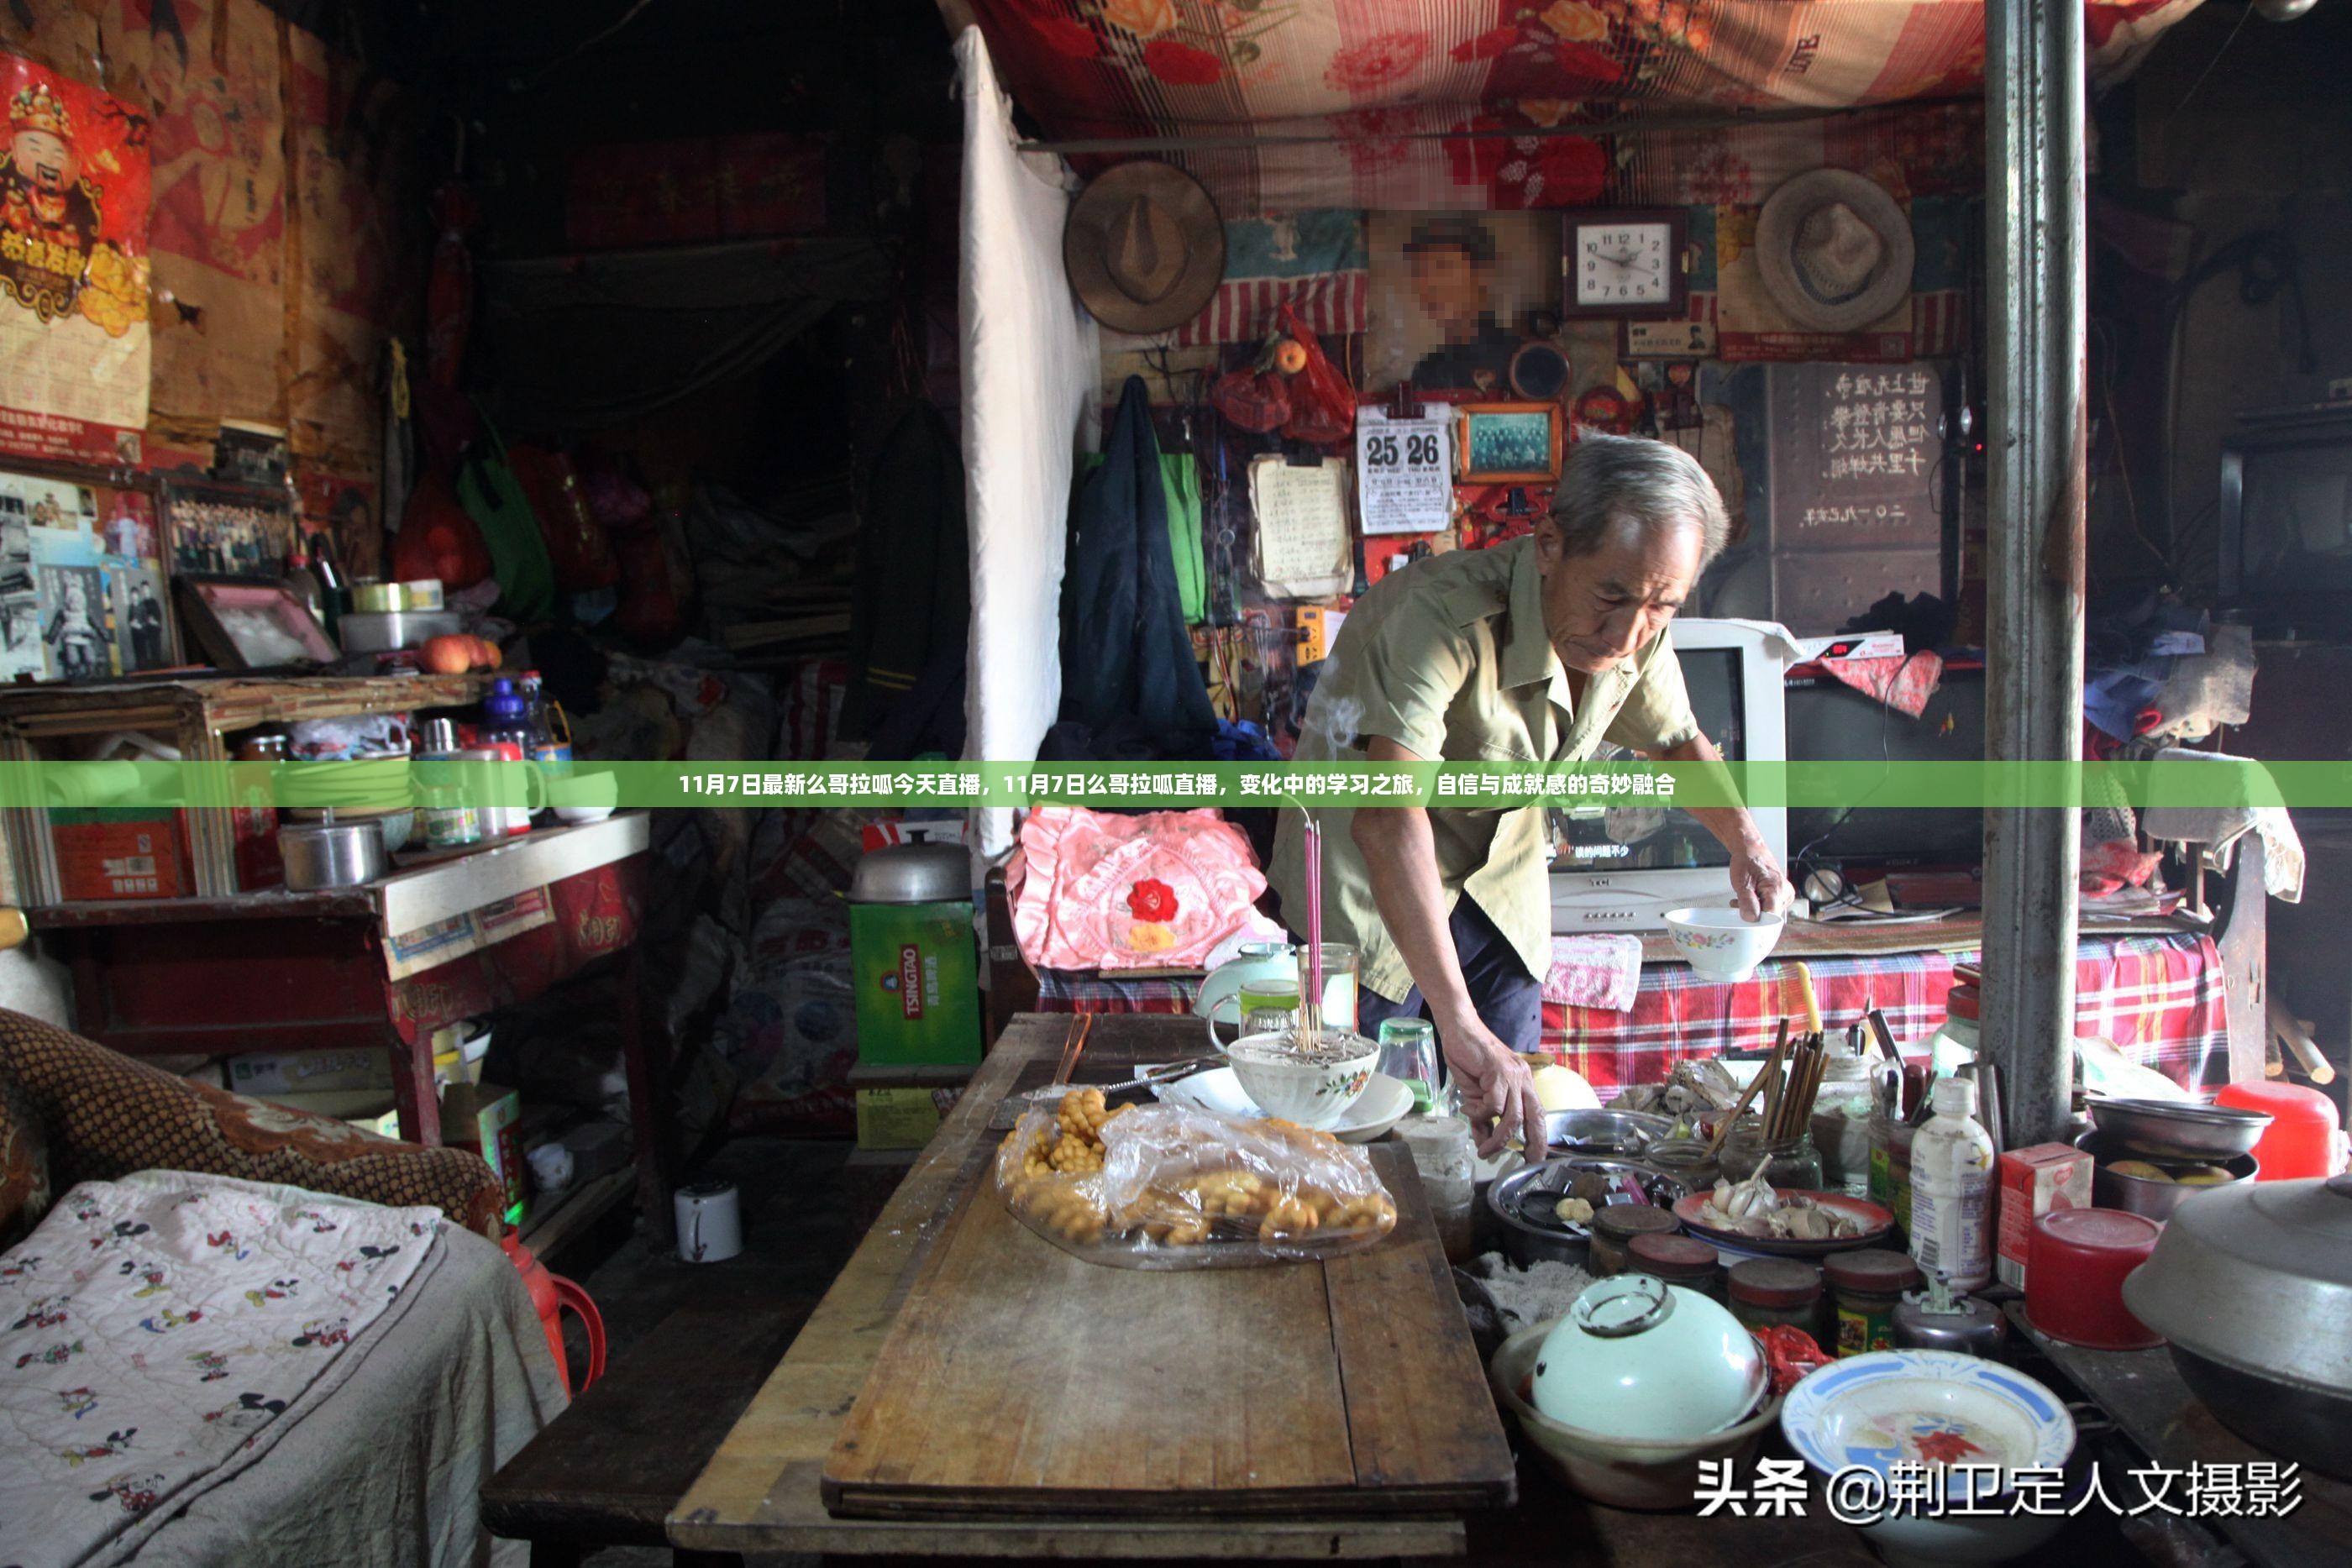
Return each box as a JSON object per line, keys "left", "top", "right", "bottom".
{"left": 1353, "top": 897, "right": 1543, "bottom": 1055}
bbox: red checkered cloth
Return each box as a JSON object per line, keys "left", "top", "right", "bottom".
{"left": 1545, "top": 934, "right": 2225, "bottom": 1100}
{"left": 1037, "top": 932, "right": 2227, "bottom": 1099}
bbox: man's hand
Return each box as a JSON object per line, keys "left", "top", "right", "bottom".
{"left": 1441, "top": 1010, "right": 1545, "bottom": 1160}
{"left": 1728, "top": 836, "right": 1794, "bottom": 921}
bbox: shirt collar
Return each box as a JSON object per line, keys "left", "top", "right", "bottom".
{"left": 1499, "top": 536, "right": 1577, "bottom": 716}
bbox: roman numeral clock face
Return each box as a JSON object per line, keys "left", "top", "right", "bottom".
{"left": 1577, "top": 223, "right": 1673, "bottom": 307}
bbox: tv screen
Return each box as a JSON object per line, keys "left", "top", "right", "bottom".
{"left": 1786, "top": 665, "right": 1985, "bottom": 866}
{"left": 1548, "top": 647, "right": 1743, "bottom": 874}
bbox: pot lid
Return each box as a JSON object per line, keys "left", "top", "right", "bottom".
{"left": 2122, "top": 1174, "right": 2352, "bottom": 1396}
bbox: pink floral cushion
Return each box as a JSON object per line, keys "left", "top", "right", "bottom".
{"left": 1009, "top": 806, "right": 1269, "bottom": 972}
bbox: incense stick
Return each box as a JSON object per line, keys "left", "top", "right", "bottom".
{"left": 1708, "top": 1017, "right": 1789, "bottom": 1158}
{"left": 1301, "top": 818, "right": 1324, "bottom": 1046}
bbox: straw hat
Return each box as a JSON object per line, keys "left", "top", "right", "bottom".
{"left": 1063, "top": 161, "right": 1226, "bottom": 335}
{"left": 1754, "top": 170, "right": 1914, "bottom": 334}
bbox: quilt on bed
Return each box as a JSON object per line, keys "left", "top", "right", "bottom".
{"left": 0, "top": 1172, "right": 444, "bottom": 1568}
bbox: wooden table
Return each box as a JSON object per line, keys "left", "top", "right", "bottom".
{"left": 2009, "top": 1306, "right": 2352, "bottom": 1568}
{"left": 29, "top": 812, "right": 678, "bottom": 1240}
{"left": 672, "top": 1014, "right": 1882, "bottom": 1564}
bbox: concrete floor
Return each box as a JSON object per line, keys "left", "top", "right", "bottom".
{"left": 561, "top": 1135, "right": 860, "bottom": 1568}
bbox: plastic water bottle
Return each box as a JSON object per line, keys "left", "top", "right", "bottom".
{"left": 1908, "top": 1076, "right": 1996, "bottom": 1292}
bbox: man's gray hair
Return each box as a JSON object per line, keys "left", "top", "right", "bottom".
{"left": 1548, "top": 432, "right": 1731, "bottom": 566}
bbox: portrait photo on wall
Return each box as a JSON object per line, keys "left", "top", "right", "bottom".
{"left": 1366, "top": 212, "right": 1561, "bottom": 398}
{"left": 160, "top": 479, "right": 294, "bottom": 582}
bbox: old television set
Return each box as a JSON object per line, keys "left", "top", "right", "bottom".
{"left": 1785, "top": 658, "right": 1986, "bottom": 870}
{"left": 2220, "top": 407, "right": 2352, "bottom": 637}
{"left": 1547, "top": 618, "right": 1790, "bottom": 931}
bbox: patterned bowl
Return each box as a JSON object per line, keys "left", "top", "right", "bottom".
{"left": 1662, "top": 907, "right": 1784, "bottom": 982}
{"left": 1226, "top": 1030, "right": 1376, "bottom": 1130}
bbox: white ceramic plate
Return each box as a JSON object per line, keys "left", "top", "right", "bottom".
{"left": 1780, "top": 1349, "right": 2076, "bottom": 1494}
{"left": 1153, "top": 1067, "right": 1414, "bottom": 1143}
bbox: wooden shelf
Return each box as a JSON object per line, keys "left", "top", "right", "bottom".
{"left": 25, "top": 812, "right": 651, "bottom": 935}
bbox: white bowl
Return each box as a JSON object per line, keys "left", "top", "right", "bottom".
{"left": 1226, "top": 1030, "right": 1376, "bottom": 1130}
{"left": 1662, "top": 907, "right": 1785, "bottom": 982}
{"left": 1153, "top": 1067, "right": 1413, "bottom": 1143}
{"left": 1780, "top": 1350, "right": 2076, "bottom": 1565}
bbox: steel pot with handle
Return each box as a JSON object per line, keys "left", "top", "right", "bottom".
{"left": 2122, "top": 1172, "right": 2352, "bottom": 1478}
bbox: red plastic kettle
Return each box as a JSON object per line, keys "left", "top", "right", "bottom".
{"left": 501, "top": 1233, "right": 606, "bottom": 1394}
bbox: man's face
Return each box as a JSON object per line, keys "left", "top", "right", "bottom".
{"left": 11, "top": 129, "right": 73, "bottom": 194}
{"left": 1534, "top": 517, "right": 1702, "bottom": 676}
{"left": 1410, "top": 246, "right": 1487, "bottom": 339}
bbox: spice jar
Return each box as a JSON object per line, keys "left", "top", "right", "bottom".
{"left": 1644, "top": 1137, "right": 1720, "bottom": 1191}
{"left": 1727, "top": 1257, "right": 1827, "bottom": 1345}
{"left": 1826, "top": 1249, "right": 1922, "bottom": 1358}
{"left": 1627, "top": 1232, "right": 1725, "bottom": 1302}
{"left": 1589, "top": 1204, "right": 1681, "bottom": 1277}
{"left": 1719, "top": 1115, "right": 1825, "bottom": 1190}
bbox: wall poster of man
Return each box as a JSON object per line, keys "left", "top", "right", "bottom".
{"left": 1365, "top": 213, "right": 1561, "bottom": 398}
{"left": 161, "top": 480, "right": 295, "bottom": 582}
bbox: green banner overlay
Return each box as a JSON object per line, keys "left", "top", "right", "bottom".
{"left": 1, "top": 758, "right": 2339, "bottom": 811}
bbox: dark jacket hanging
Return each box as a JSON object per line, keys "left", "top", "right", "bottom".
{"left": 1058, "top": 375, "right": 1216, "bottom": 758}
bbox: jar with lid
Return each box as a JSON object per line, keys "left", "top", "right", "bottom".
{"left": 1917, "top": 982, "right": 1982, "bottom": 1077}
{"left": 1588, "top": 1204, "right": 1680, "bottom": 1277}
{"left": 1627, "top": 1232, "right": 1725, "bottom": 1302}
{"left": 1718, "top": 1115, "right": 1825, "bottom": 1190}
{"left": 1727, "top": 1257, "right": 1828, "bottom": 1345}
{"left": 1826, "top": 1248, "right": 1922, "bottom": 1358}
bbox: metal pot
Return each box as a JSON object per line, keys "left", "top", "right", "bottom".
{"left": 2086, "top": 1097, "right": 2271, "bottom": 1160}
{"left": 1543, "top": 1109, "right": 1673, "bottom": 1160}
{"left": 279, "top": 817, "right": 389, "bottom": 889}
{"left": 1486, "top": 1159, "right": 1687, "bottom": 1269}
{"left": 2076, "top": 1130, "right": 2258, "bottom": 1220}
{"left": 2122, "top": 1172, "right": 2352, "bottom": 1479}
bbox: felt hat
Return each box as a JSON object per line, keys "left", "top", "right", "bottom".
{"left": 1063, "top": 161, "right": 1226, "bottom": 335}
{"left": 1754, "top": 169, "right": 1915, "bottom": 334}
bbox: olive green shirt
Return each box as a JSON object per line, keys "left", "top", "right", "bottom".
{"left": 1267, "top": 535, "right": 1702, "bottom": 1002}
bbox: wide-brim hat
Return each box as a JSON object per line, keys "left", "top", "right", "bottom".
{"left": 1063, "top": 161, "right": 1225, "bottom": 335}
{"left": 1755, "top": 169, "right": 1914, "bottom": 334}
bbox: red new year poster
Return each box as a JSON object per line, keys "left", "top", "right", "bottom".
{"left": 0, "top": 55, "right": 150, "bottom": 465}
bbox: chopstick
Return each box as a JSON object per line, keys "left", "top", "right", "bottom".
{"left": 1708, "top": 1016, "right": 1790, "bottom": 1158}
{"left": 1053, "top": 1013, "right": 1095, "bottom": 1086}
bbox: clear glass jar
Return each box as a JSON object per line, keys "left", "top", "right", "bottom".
{"left": 1719, "top": 1117, "right": 1826, "bottom": 1189}
{"left": 1644, "top": 1136, "right": 1721, "bottom": 1192}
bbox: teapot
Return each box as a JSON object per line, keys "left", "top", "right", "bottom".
{"left": 1193, "top": 941, "right": 1356, "bottom": 1051}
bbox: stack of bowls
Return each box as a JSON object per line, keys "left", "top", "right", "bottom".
{"left": 275, "top": 753, "right": 415, "bottom": 852}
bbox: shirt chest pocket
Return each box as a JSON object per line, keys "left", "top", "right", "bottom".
{"left": 1443, "top": 684, "right": 1547, "bottom": 763}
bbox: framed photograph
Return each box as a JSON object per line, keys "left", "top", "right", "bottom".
{"left": 175, "top": 577, "right": 336, "bottom": 670}
{"left": 1564, "top": 208, "right": 1690, "bottom": 317}
{"left": 1456, "top": 401, "right": 1565, "bottom": 484}
{"left": 160, "top": 478, "right": 296, "bottom": 584}
{"left": 1365, "top": 212, "right": 1561, "bottom": 396}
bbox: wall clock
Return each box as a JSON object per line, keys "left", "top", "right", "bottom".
{"left": 1564, "top": 209, "right": 1688, "bottom": 317}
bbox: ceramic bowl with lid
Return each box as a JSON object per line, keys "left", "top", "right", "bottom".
{"left": 1530, "top": 1274, "right": 1767, "bottom": 1444}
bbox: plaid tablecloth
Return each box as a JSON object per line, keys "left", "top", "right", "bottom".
{"left": 1036, "top": 932, "right": 2228, "bottom": 1097}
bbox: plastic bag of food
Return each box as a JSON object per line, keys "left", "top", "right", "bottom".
{"left": 995, "top": 1091, "right": 1398, "bottom": 1269}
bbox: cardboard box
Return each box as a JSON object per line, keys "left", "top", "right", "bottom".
{"left": 856, "top": 1086, "right": 958, "bottom": 1151}
{"left": 52, "top": 809, "right": 195, "bottom": 900}
{"left": 248, "top": 1088, "right": 402, "bottom": 1141}
{"left": 228, "top": 1048, "right": 391, "bottom": 1097}
{"left": 1997, "top": 1142, "right": 2093, "bottom": 1289}
{"left": 443, "top": 1080, "right": 526, "bottom": 1225}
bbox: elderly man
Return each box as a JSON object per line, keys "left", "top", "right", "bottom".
{"left": 1268, "top": 434, "right": 1791, "bottom": 1156}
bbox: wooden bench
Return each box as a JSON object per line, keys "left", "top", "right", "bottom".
{"left": 481, "top": 1301, "right": 801, "bottom": 1567}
